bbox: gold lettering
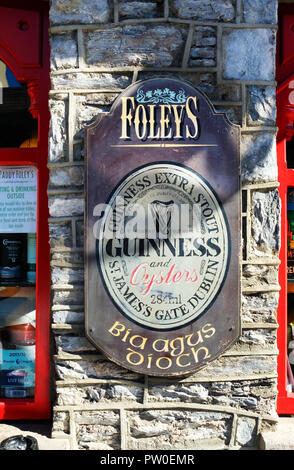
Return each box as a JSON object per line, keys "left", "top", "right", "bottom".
{"left": 129, "top": 334, "right": 148, "bottom": 350}
{"left": 126, "top": 348, "right": 144, "bottom": 365}
{"left": 147, "top": 354, "right": 153, "bottom": 369}
{"left": 152, "top": 338, "right": 169, "bottom": 353}
{"left": 185, "top": 330, "right": 203, "bottom": 347}
{"left": 122, "top": 329, "right": 131, "bottom": 342}
{"left": 202, "top": 323, "right": 216, "bottom": 338}
{"left": 169, "top": 336, "right": 185, "bottom": 356}
{"left": 185, "top": 97, "right": 198, "bottom": 138}
{"left": 134, "top": 104, "right": 148, "bottom": 139}
{"left": 160, "top": 105, "right": 172, "bottom": 139}
{"left": 176, "top": 353, "right": 191, "bottom": 368}
{"left": 156, "top": 356, "right": 172, "bottom": 370}
{"left": 120, "top": 95, "right": 200, "bottom": 141}
{"left": 191, "top": 346, "right": 211, "bottom": 363}
{"left": 120, "top": 97, "right": 135, "bottom": 139}
{"left": 108, "top": 321, "right": 126, "bottom": 337}
{"left": 172, "top": 105, "right": 185, "bottom": 138}
{"left": 148, "top": 105, "right": 160, "bottom": 139}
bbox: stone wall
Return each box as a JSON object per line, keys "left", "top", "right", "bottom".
{"left": 48, "top": 0, "right": 280, "bottom": 450}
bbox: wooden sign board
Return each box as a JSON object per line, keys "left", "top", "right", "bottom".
{"left": 85, "top": 78, "right": 240, "bottom": 377}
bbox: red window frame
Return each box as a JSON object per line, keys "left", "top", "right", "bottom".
{"left": 277, "top": 135, "right": 294, "bottom": 413}
{"left": 0, "top": 0, "right": 50, "bottom": 419}
{"left": 277, "top": 4, "right": 294, "bottom": 414}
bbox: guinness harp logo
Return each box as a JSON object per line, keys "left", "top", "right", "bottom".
{"left": 150, "top": 199, "right": 174, "bottom": 238}
{"left": 96, "top": 163, "right": 230, "bottom": 330}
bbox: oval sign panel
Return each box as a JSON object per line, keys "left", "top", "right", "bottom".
{"left": 97, "top": 163, "right": 230, "bottom": 331}
{"left": 85, "top": 77, "right": 240, "bottom": 377}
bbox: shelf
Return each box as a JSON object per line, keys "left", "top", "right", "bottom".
{"left": 288, "top": 282, "right": 294, "bottom": 293}
{"left": 0, "top": 286, "right": 35, "bottom": 298}
{"left": 0, "top": 281, "right": 35, "bottom": 287}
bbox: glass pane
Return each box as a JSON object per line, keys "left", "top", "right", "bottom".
{"left": 0, "top": 166, "right": 37, "bottom": 399}
{"left": 0, "top": 60, "right": 38, "bottom": 148}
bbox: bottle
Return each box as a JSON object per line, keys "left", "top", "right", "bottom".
{"left": 2, "top": 324, "right": 35, "bottom": 346}
{"left": 1, "top": 324, "right": 35, "bottom": 398}
{"left": 26, "top": 233, "right": 36, "bottom": 283}
{"left": 0, "top": 234, "right": 26, "bottom": 281}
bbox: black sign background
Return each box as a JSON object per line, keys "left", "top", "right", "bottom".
{"left": 85, "top": 78, "right": 240, "bottom": 376}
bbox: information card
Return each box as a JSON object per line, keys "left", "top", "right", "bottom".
{"left": 0, "top": 166, "right": 37, "bottom": 233}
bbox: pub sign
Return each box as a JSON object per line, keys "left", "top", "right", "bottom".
{"left": 85, "top": 78, "right": 240, "bottom": 376}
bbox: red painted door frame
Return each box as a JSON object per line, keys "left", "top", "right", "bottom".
{"left": 277, "top": 4, "right": 294, "bottom": 414}
{"left": 0, "top": 0, "right": 50, "bottom": 419}
{"left": 277, "top": 135, "right": 294, "bottom": 414}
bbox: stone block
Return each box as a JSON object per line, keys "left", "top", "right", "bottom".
{"left": 52, "top": 411, "right": 70, "bottom": 434}
{"left": 76, "top": 411, "right": 120, "bottom": 450}
{"left": 150, "top": 380, "right": 271, "bottom": 415}
{"left": 50, "top": 0, "right": 111, "bottom": 25}
{"left": 53, "top": 288, "right": 84, "bottom": 305}
{"left": 56, "top": 384, "right": 143, "bottom": 405}
{"left": 55, "top": 359, "right": 142, "bottom": 381}
{"left": 51, "top": 73, "right": 131, "bottom": 90}
{"left": 119, "top": 1, "right": 160, "bottom": 19}
{"left": 223, "top": 29, "right": 276, "bottom": 80}
{"left": 49, "top": 221, "right": 72, "bottom": 249}
{"left": 51, "top": 251, "right": 84, "bottom": 266}
{"left": 241, "top": 292, "right": 279, "bottom": 324}
{"left": 247, "top": 86, "right": 276, "bottom": 127}
{"left": 189, "top": 26, "right": 216, "bottom": 67}
{"left": 148, "top": 378, "right": 276, "bottom": 415}
{"left": 190, "top": 355, "right": 277, "bottom": 380}
{"left": 235, "top": 417, "right": 257, "bottom": 447}
{"left": 243, "top": 0, "right": 278, "bottom": 25}
{"left": 51, "top": 266, "right": 84, "bottom": 285}
{"left": 85, "top": 25, "right": 187, "bottom": 68}
{"left": 49, "top": 196, "right": 84, "bottom": 218}
{"left": 242, "top": 264, "right": 279, "bottom": 290}
{"left": 127, "top": 409, "right": 232, "bottom": 450}
{"left": 49, "top": 98, "right": 68, "bottom": 163}
{"left": 170, "top": 0, "right": 235, "bottom": 22}
{"left": 251, "top": 190, "right": 280, "bottom": 256}
{"left": 107, "top": 384, "right": 143, "bottom": 401}
{"left": 239, "top": 328, "right": 276, "bottom": 347}
{"left": 49, "top": 166, "right": 84, "bottom": 188}
{"left": 241, "top": 133, "right": 277, "bottom": 183}
{"left": 50, "top": 33, "right": 78, "bottom": 70}
{"left": 52, "top": 310, "right": 84, "bottom": 324}
{"left": 55, "top": 334, "right": 95, "bottom": 353}
{"left": 212, "top": 395, "right": 258, "bottom": 410}
{"left": 75, "top": 94, "right": 111, "bottom": 140}
{"left": 149, "top": 383, "right": 210, "bottom": 404}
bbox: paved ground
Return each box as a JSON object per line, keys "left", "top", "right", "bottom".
{"left": 260, "top": 417, "right": 294, "bottom": 450}
{"left": 0, "top": 420, "right": 70, "bottom": 450}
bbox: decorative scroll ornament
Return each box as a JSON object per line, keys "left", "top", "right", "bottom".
{"left": 136, "top": 86, "right": 187, "bottom": 105}
{"left": 27, "top": 80, "right": 39, "bottom": 119}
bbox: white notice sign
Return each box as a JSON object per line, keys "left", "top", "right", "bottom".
{"left": 0, "top": 166, "right": 37, "bottom": 233}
